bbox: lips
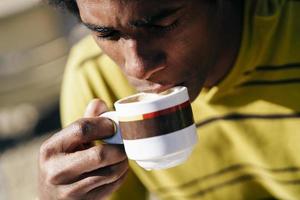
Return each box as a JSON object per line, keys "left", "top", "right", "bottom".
{"left": 175, "top": 82, "right": 185, "bottom": 87}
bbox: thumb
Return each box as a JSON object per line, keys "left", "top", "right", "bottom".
{"left": 84, "top": 99, "right": 109, "bottom": 117}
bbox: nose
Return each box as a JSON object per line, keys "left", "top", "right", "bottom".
{"left": 123, "top": 39, "right": 166, "bottom": 80}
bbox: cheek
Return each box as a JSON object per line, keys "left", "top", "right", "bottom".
{"left": 164, "top": 36, "right": 201, "bottom": 77}
{"left": 170, "top": 20, "right": 217, "bottom": 73}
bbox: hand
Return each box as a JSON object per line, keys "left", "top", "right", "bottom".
{"left": 38, "top": 99, "right": 128, "bottom": 200}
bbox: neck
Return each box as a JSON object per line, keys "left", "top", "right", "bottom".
{"left": 204, "top": 1, "right": 244, "bottom": 88}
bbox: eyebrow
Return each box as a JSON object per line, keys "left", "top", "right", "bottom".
{"left": 82, "top": 5, "right": 184, "bottom": 33}
{"left": 130, "top": 6, "right": 184, "bottom": 27}
{"left": 83, "top": 23, "right": 114, "bottom": 33}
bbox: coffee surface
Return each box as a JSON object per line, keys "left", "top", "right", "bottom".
{"left": 119, "top": 88, "right": 178, "bottom": 104}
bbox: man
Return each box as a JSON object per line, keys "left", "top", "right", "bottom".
{"left": 39, "top": 0, "right": 300, "bottom": 199}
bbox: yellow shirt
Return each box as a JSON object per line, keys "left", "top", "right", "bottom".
{"left": 60, "top": 0, "right": 300, "bottom": 199}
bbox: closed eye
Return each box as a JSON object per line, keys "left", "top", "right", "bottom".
{"left": 147, "top": 20, "right": 179, "bottom": 33}
{"left": 96, "top": 30, "right": 121, "bottom": 41}
{"left": 95, "top": 20, "right": 179, "bottom": 41}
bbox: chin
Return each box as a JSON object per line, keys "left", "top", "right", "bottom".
{"left": 185, "top": 83, "right": 203, "bottom": 102}
{"left": 189, "top": 90, "right": 200, "bottom": 102}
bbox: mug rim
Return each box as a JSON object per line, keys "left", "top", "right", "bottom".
{"left": 115, "top": 86, "right": 186, "bottom": 105}
{"left": 114, "top": 86, "right": 189, "bottom": 116}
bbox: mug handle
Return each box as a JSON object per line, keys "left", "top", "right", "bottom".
{"left": 99, "top": 111, "right": 123, "bottom": 144}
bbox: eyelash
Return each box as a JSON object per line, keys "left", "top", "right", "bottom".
{"left": 150, "top": 20, "right": 179, "bottom": 32}
{"left": 96, "top": 20, "right": 179, "bottom": 41}
{"left": 96, "top": 31, "right": 120, "bottom": 41}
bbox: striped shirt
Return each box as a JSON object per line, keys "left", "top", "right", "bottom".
{"left": 60, "top": 0, "right": 300, "bottom": 199}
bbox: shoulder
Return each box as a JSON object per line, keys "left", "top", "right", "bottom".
{"left": 254, "top": 0, "right": 290, "bottom": 17}
{"left": 60, "top": 35, "right": 103, "bottom": 127}
{"left": 60, "top": 35, "right": 135, "bottom": 127}
{"left": 66, "top": 35, "right": 103, "bottom": 71}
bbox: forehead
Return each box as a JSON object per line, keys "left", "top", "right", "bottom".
{"left": 77, "top": 0, "right": 186, "bottom": 25}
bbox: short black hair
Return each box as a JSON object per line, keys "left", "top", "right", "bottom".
{"left": 47, "top": 0, "right": 80, "bottom": 19}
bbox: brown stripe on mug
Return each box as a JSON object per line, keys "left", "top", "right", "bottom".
{"left": 119, "top": 103, "right": 194, "bottom": 140}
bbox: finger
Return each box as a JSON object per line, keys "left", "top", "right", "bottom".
{"left": 40, "top": 117, "right": 116, "bottom": 157}
{"left": 86, "top": 169, "right": 129, "bottom": 200}
{"left": 56, "top": 160, "right": 128, "bottom": 200}
{"left": 83, "top": 99, "right": 110, "bottom": 149}
{"left": 84, "top": 99, "right": 108, "bottom": 118}
{"left": 47, "top": 144, "right": 127, "bottom": 185}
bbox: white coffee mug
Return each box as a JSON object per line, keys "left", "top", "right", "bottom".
{"left": 100, "top": 86, "right": 198, "bottom": 170}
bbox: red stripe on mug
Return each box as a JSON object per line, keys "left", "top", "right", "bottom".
{"left": 142, "top": 100, "right": 190, "bottom": 119}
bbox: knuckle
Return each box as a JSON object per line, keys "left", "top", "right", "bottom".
{"left": 39, "top": 141, "right": 55, "bottom": 161}
{"left": 73, "top": 119, "right": 95, "bottom": 138}
{"left": 97, "top": 100, "right": 108, "bottom": 111}
{"left": 89, "top": 146, "right": 104, "bottom": 166}
{"left": 45, "top": 168, "right": 60, "bottom": 185}
{"left": 57, "top": 188, "right": 75, "bottom": 200}
{"left": 44, "top": 161, "right": 65, "bottom": 185}
{"left": 48, "top": 174, "right": 61, "bottom": 186}
{"left": 39, "top": 143, "right": 48, "bottom": 159}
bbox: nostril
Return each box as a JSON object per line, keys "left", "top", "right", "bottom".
{"left": 143, "top": 66, "right": 166, "bottom": 80}
{"left": 123, "top": 40, "right": 166, "bottom": 80}
{"left": 125, "top": 59, "right": 146, "bottom": 79}
{"left": 125, "top": 59, "right": 166, "bottom": 80}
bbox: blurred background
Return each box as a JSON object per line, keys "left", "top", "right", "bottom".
{"left": 0, "top": 0, "right": 89, "bottom": 199}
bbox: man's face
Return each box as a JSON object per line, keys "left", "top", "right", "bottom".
{"left": 77, "top": 0, "right": 221, "bottom": 101}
